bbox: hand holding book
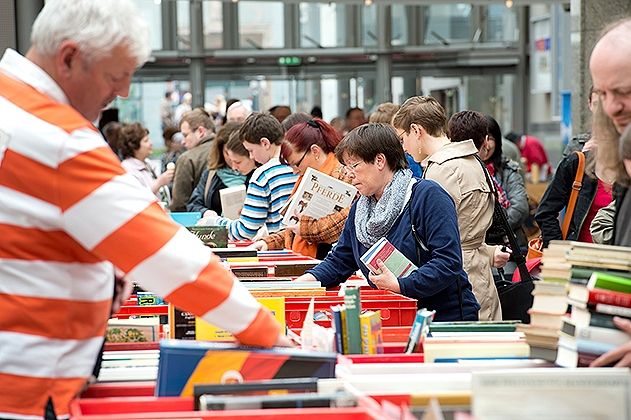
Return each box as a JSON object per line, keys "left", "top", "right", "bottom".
{"left": 368, "top": 259, "right": 401, "bottom": 293}
{"left": 590, "top": 317, "right": 631, "bottom": 367}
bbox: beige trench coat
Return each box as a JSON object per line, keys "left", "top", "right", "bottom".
{"left": 424, "top": 140, "right": 501, "bottom": 320}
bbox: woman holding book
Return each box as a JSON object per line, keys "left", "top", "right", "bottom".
{"left": 296, "top": 123, "right": 480, "bottom": 322}
{"left": 251, "top": 118, "right": 353, "bottom": 259}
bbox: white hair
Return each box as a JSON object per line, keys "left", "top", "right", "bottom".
{"left": 30, "top": 0, "right": 150, "bottom": 66}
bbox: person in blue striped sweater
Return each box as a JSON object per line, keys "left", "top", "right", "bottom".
{"left": 204, "top": 113, "right": 297, "bottom": 240}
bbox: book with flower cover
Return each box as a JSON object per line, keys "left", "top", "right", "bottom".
{"left": 282, "top": 167, "right": 357, "bottom": 227}
{"left": 360, "top": 237, "right": 417, "bottom": 278}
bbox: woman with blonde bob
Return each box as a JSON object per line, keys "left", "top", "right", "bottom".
{"left": 296, "top": 123, "right": 479, "bottom": 322}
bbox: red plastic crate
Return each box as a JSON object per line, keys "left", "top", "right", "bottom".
{"left": 70, "top": 397, "right": 379, "bottom": 419}
{"left": 81, "top": 382, "right": 156, "bottom": 399}
{"left": 284, "top": 292, "right": 417, "bottom": 329}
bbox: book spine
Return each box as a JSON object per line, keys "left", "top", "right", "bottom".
{"left": 343, "top": 288, "right": 362, "bottom": 354}
{"left": 360, "top": 313, "right": 374, "bottom": 354}
{"left": 589, "top": 288, "right": 631, "bottom": 309}
{"left": 593, "top": 303, "right": 631, "bottom": 318}
{"left": 590, "top": 272, "right": 631, "bottom": 294}
{"left": 331, "top": 306, "right": 344, "bottom": 354}
{"left": 340, "top": 307, "right": 348, "bottom": 355}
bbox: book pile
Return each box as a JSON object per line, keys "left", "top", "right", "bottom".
{"left": 422, "top": 321, "right": 529, "bottom": 362}
{"left": 557, "top": 268, "right": 631, "bottom": 367}
{"left": 528, "top": 240, "right": 631, "bottom": 367}
{"left": 331, "top": 288, "right": 384, "bottom": 355}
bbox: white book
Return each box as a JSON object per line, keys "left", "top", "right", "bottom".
{"left": 282, "top": 167, "right": 357, "bottom": 227}
{"left": 220, "top": 184, "right": 247, "bottom": 220}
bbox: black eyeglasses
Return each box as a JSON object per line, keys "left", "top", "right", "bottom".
{"left": 282, "top": 147, "right": 311, "bottom": 168}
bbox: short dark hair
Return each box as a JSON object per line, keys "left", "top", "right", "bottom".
{"left": 345, "top": 107, "right": 364, "bottom": 119}
{"left": 180, "top": 107, "right": 215, "bottom": 132}
{"left": 119, "top": 123, "right": 149, "bottom": 159}
{"left": 239, "top": 112, "right": 285, "bottom": 145}
{"left": 448, "top": 110, "right": 488, "bottom": 149}
{"left": 335, "top": 123, "right": 408, "bottom": 172}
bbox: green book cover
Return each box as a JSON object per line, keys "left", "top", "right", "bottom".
{"left": 186, "top": 226, "right": 228, "bottom": 247}
{"left": 588, "top": 271, "right": 631, "bottom": 294}
{"left": 343, "top": 287, "right": 362, "bottom": 354}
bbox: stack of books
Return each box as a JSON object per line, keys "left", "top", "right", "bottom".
{"left": 557, "top": 269, "right": 631, "bottom": 367}
{"left": 530, "top": 240, "right": 631, "bottom": 367}
{"left": 422, "top": 321, "right": 529, "bottom": 362}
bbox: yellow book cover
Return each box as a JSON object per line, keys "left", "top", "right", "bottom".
{"left": 226, "top": 256, "right": 260, "bottom": 263}
{"left": 196, "top": 297, "right": 286, "bottom": 341}
{"left": 360, "top": 310, "right": 383, "bottom": 355}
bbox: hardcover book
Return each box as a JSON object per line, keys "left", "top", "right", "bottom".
{"left": 360, "top": 237, "right": 417, "bottom": 278}
{"left": 282, "top": 167, "right": 357, "bottom": 227}
{"left": 155, "top": 340, "right": 337, "bottom": 396}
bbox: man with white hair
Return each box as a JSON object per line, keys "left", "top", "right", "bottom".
{"left": 0, "top": 1, "right": 288, "bottom": 418}
{"left": 226, "top": 100, "right": 252, "bottom": 122}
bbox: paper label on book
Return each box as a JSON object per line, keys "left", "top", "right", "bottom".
{"left": 282, "top": 167, "right": 357, "bottom": 226}
{"left": 186, "top": 226, "right": 228, "bottom": 247}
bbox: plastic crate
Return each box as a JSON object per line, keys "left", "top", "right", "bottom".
{"left": 285, "top": 292, "right": 417, "bottom": 329}
{"left": 81, "top": 382, "right": 156, "bottom": 399}
{"left": 70, "top": 397, "right": 379, "bottom": 419}
{"left": 169, "top": 212, "right": 201, "bottom": 227}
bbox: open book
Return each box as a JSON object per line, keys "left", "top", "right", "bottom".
{"left": 220, "top": 185, "right": 247, "bottom": 220}
{"left": 282, "top": 167, "right": 357, "bottom": 227}
{"left": 360, "top": 237, "right": 417, "bottom": 278}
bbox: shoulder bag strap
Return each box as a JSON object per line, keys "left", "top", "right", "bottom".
{"left": 408, "top": 180, "right": 464, "bottom": 320}
{"left": 474, "top": 155, "right": 533, "bottom": 283}
{"left": 561, "top": 151, "right": 585, "bottom": 240}
{"left": 203, "top": 169, "right": 217, "bottom": 203}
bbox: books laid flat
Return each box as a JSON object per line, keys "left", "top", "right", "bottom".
{"left": 282, "top": 167, "right": 357, "bottom": 227}
{"left": 220, "top": 184, "right": 247, "bottom": 219}
{"left": 186, "top": 226, "right": 228, "bottom": 247}
{"left": 360, "top": 237, "right": 417, "bottom": 277}
{"left": 155, "top": 340, "right": 337, "bottom": 397}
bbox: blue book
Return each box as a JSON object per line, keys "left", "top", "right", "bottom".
{"left": 331, "top": 304, "right": 345, "bottom": 354}
{"left": 405, "top": 309, "right": 435, "bottom": 354}
{"left": 156, "top": 340, "right": 337, "bottom": 397}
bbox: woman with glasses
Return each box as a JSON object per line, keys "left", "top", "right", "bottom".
{"left": 296, "top": 123, "right": 479, "bottom": 322}
{"left": 251, "top": 118, "right": 353, "bottom": 259}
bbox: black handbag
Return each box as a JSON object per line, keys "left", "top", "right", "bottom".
{"left": 475, "top": 156, "right": 535, "bottom": 323}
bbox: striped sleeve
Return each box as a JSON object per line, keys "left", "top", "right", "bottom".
{"left": 217, "top": 163, "right": 297, "bottom": 240}
{"left": 58, "top": 131, "right": 281, "bottom": 347}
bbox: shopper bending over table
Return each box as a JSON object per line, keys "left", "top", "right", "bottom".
{"left": 295, "top": 123, "right": 479, "bottom": 322}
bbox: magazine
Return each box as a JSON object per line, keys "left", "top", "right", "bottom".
{"left": 282, "top": 167, "right": 357, "bottom": 227}
{"left": 360, "top": 237, "right": 417, "bottom": 278}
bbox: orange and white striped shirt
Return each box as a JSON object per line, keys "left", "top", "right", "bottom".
{"left": 0, "top": 49, "right": 280, "bottom": 419}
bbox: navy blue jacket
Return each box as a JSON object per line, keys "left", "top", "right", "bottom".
{"left": 307, "top": 178, "right": 480, "bottom": 322}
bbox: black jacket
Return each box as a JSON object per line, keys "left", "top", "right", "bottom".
{"left": 535, "top": 151, "right": 597, "bottom": 247}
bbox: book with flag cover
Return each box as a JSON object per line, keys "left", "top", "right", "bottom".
{"left": 155, "top": 340, "right": 337, "bottom": 396}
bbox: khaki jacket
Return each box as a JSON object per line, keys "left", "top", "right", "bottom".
{"left": 424, "top": 140, "right": 501, "bottom": 320}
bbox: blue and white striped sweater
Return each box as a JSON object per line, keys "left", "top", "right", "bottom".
{"left": 216, "top": 158, "right": 297, "bottom": 240}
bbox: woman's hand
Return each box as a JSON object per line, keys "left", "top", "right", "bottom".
{"left": 251, "top": 240, "right": 268, "bottom": 251}
{"left": 493, "top": 246, "right": 511, "bottom": 268}
{"left": 368, "top": 259, "right": 401, "bottom": 293}
{"left": 590, "top": 317, "right": 631, "bottom": 367}
{"left": 157, "top": 167, "right": 174, "bottom": 187}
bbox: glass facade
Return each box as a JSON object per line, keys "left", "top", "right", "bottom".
{"left": 238, "top": 1, "right": 284, "bottom": 49}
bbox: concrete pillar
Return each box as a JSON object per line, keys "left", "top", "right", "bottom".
{"left": 189, "top": 0, "right": 205, "bottom": 108}
{"left": 15, "top": 0, "right": 44, "bottom": 54}
{"left": 0, "top": 0, "right": 17, "bottom": 52}
{"left": 375, "top": 4, "right": 392, "bottom": 105}
{"left": 571, "top": 0, "right": 631, "bottom": 135}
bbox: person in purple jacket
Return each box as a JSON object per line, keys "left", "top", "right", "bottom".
{"left": 295, "top": 123, "right": 479, "bottom": 321}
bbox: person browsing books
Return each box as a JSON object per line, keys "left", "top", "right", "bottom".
{"left": 200, "top": 113, "right": 298, "bottom": 240}
{"left": 251, "top": 118, "right": 354, "bottom": 259}
{"left": 295, "top": 123, "right": 480, "bottom": 322}
{"left": 393, "top": 98, "right": 509, "bottom": 321}
{"left": 186, "top": 122, "right": 246, "bottom": 217}
{"left": 0, "top": 2, "right": 290, "bottom": 418}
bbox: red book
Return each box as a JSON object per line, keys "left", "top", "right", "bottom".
{"left": 588, "top": 288, "right": 631, "bottom": 309}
